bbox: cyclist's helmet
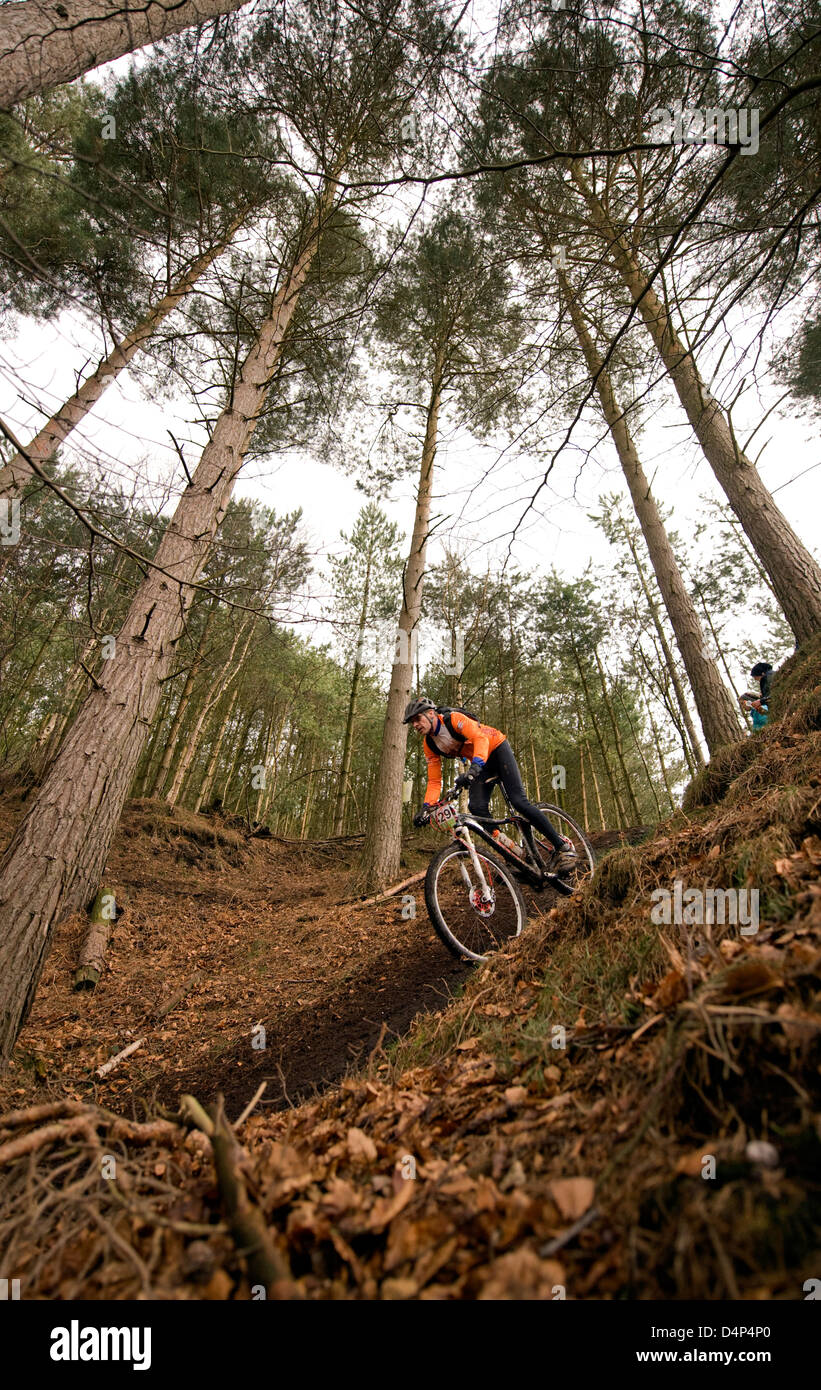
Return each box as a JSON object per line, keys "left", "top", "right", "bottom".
{"left": 403, "top": 696, "right": 437, "bottom": 724}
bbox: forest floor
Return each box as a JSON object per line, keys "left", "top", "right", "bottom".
{"left": 0, "top": 793, "right": 637, "bottom": 1117}
{"left": 0, "top": 639, "right": 819, "bottom": 1299}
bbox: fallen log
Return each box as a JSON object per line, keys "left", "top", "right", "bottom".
{"left": 153, "top": 971, "right": 202, "bottom": 1022}
{"left": 0, "top": 1099, "right": 93, "bottom": 1131}
{"left": 74, "top": 885, "right": 119, "bottom": 990}
{"left": 353, "top": 869, "right": 427, "bottom": 909}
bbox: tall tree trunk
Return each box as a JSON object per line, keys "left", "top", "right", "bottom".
{"left": 635, "top": 634, "right": 697, "bottom": 776}
{"left": 299, "top": 744, "right": 315, "bottom": 839}
{"left": 639, "top": 686, "right": 676, "bottom": 810}
{"left": 0, "top": 0, "right": 248, "bottom": 110}
{"left": 0, "top": 221, "right": 245, "bottom": 498}
{"left": 167, "top": 615, "right": 255, "bottom": 806}
{"left": 579, "top": 726, "right": 605, "bottom": 832}
{"left": 334, "top": 551, "right": 372, "bottom": 835}
{"left": 680, "top": 558, "right": 748, "bottom": 704}
{"left": 587, "top": 740, "right": 606, "bottom": 830}
{"left": 559, "top": 268, "right": 740, "bottom": 754}
{"left": 507, "top": 595, "right": 519, "bottom": 751}
{"left": 221, "top": 704, "right": 257, "bottom": 808}
{"left": 254, "top": 707, "right": 276, "bottom": 824}
{"left": 334, "top": 657, "right": 363, "bottom": 836}
{"left": 571, "top": 638, "right": 627, "bottom": 829}
{"left": 133, "top": 682, "right": 173, "bottom": 796}
{"left": 623, "top": 542, "right": 709, "bottom": 769}
{"left": 612, "top": 682, "right": 662, "bottom": 820}
{"left": 569, "top": 165, "right": 821, "bottom": 643}
{"left": 578, "top": 737, "right": 589, "bottom": 831}
{"left": 360, "top": 348, "right": 444, "bottom": 890}
{"left": 0, "top": 182, "right": 334, "bottom": 1057}
{"left": 592, "top": 647, "right": 642, "bottom": 823}
{"left": 194, "top": 682, "right": 239, "bottom": 813}
{"left": 529, "top": 728, "right": 541, "bottom": 801}
{"left": 150, "top": 598, "right": 217, "bottom": 797}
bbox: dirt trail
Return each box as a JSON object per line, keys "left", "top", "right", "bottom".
{"left": 163, "top": 934, "right": 472, "bottom": 1113}
{"left": 0, "top": 796, "right": 478, "bottom": 1115}
{"left": 0, "top": 791, "right": 642, "bottom": 1120}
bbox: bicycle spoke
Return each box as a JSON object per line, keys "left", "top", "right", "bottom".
{"left": 531, "top": 806, "right": 595, "bottom": 892}
{"left": 432, "top": 848, "right": 523, "bottom": 958}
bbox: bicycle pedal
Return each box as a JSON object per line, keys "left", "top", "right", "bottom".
{"left": 544, "top": 873, "right": 574, "bottom": 897}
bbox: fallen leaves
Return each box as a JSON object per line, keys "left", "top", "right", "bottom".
{"left": 652, "top": 969, "right": 689, "bottom": 1010}
{"left": 549, "top": 1177, "right": 595, "bottom": 1221}
{"left": 478, "top": 1248, "right": 565, "bottom": 1300}
{"left": 346, "top": 1127, "right": 378, "bottom": 1162}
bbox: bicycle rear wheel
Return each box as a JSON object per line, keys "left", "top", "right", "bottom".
{"left": 532, "top": 803, "right": 596, "bottom": 891}
{"left": 425, "top": 841, "right": 527, "bottom": 962}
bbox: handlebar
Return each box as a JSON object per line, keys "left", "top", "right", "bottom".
{"left": 414, "top": 786, "right": 461, "bottom": 828}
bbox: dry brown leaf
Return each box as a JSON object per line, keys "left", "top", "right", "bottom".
{"left": 719, "top": 961, "right": 778, "bottom": 997}
{"left": 503, "top": 1086, "right": 528, "bottom": 1107}
{"left": 412, "top": 1235, "right": 459, "bottom": 1290}
{"left": 676, "top": 1150, "right": 712, "bottom": 1177}
{"left": 550, "top": 1176, "right": 595, "bottom": 1220}
{"left": 381, "top": 1276, "right": 418, "bottom": 1300}
{"left": 385, "top": 1211, "right": 452, "bottom": 1271}
{"left": 473, "top": 1175, "right": 501, "bottom": 1212}
{"left": 652, "top": 969, "right": 688, "bottom": 1010}
{"left": 202, "top": 1268, "right": 234, "bottom": 1299}
{"left": 367, "top": 1178, "right": 416, "bottom": 1233}
{"left": 320, "top": 1177, "right": 361, "bottom": 1218}
{"left": 477, "top": 1248, "right": 565, "bottom": 1300}
{"left": 346, "top": 1127, "right": 377, "bottom": 1162}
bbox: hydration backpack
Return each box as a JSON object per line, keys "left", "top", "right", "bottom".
{"left": 425, "top": 706, "right": 484, "bottom": 756}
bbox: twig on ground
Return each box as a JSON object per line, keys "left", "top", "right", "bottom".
{"left": 540, "top": 1205, "right": 600, "bottom": 1257}
{"left": 0, "top": 1116, "right": 98, "bottom": 1166}
{"left": 96, "top": 1037, "right": 146, "bottom": 1078}
{"left": 153, "top": 972, "right": 203, "bottom": 1022}
{"left": 234, "top": 1082, "right": 267, "bottom": 1129}
{"left": 209, "top": 1094, "right": 299, "bottom": 1298}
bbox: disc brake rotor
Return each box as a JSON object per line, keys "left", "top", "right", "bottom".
{"left": 470, "top": 886, "right": 496, "bottom": 916}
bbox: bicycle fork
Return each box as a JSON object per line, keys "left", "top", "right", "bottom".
{"left": 455, "top": 827, "right": 492, "bottom": 899}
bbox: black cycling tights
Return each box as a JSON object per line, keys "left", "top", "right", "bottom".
{"left": 467, "top": 739, "right": 565, "bottom": 850}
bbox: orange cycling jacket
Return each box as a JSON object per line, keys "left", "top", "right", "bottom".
{"left": 422, "top": 711, "right": 506, "bottom": 803}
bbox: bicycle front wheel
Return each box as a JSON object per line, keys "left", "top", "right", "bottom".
{"left": 425, "top": 841, "right": 528, "bottom": 962}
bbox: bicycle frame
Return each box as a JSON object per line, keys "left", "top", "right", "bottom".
{"left": 431, "top": 782, "right": 573, "bottom": 897}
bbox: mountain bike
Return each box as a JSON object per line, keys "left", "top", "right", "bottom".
{"left": 421, "top": 778, "right": 596, "bottom": 962}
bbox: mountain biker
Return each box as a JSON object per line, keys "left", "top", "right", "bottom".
{"left": 403, "top": 696, "right": 577, "bottom": 874}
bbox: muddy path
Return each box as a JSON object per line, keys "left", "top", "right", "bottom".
{"left": 161, "top": 934, "right": 474, "bottom": 1115}
{"left": 0, "top": 793, "right": 646, "bottom": 1122}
